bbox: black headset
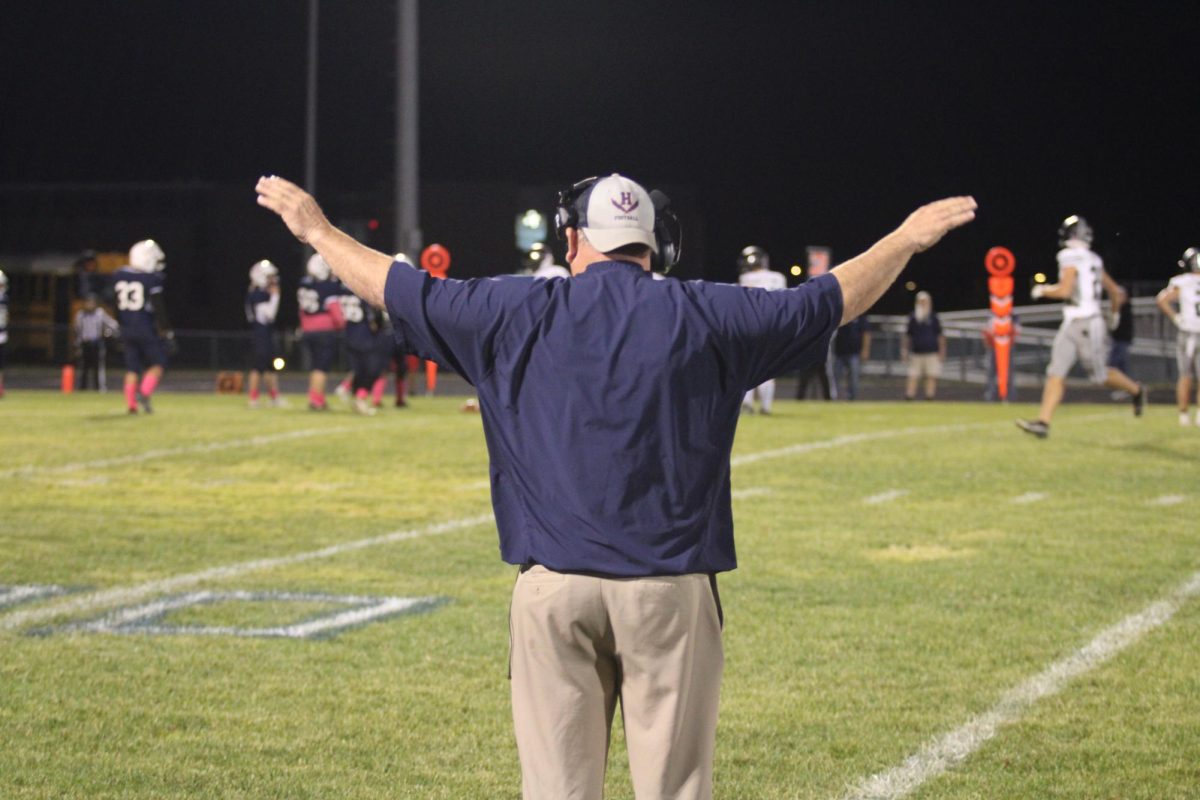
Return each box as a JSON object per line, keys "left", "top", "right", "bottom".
{"left": 554, "top": 176, "right": 682, "bottom": 273}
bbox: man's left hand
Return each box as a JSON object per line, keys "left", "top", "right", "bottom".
{"left": 256, "top": 176, "right": 333, "bottom": 245}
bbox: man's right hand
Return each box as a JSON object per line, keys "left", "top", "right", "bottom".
{"left": 256, "top": 176, "right": 333, "bottom": 245}
{"left": 895, "top": 197, "right": 978, "bottom": 253}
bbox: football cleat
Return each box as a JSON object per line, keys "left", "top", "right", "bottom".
{"left": 1016, "top": 419, "right": 1049, "bottom": 438}
{"left": 137, "top": 391, "right": 153, "bottom": 414}
{"left": 1133, "top": 385, "right": 1146, "bottom": 416}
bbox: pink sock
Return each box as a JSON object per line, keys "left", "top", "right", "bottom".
{"left": 370, "top": 377, "right": 386, "bottom": 405}
{"left": 268, "top": 387, "right": 279, "bottom": 400}
{"left": 339, "top": 378, "right": 351, "bottom": 392}
{"left": 309, "top": 390, "right": 325, "bottom": 407}
{"left": 355, "top": 388, "right": 368, "bottom": 400}
{"left": 139, "top": 372, "right": 159, "bottom": 397}
{"left": 249, "top": 388, "right": 260, "bottom": 401}
{"left": 124, "top": 383, "right": 137, "bottom": 409}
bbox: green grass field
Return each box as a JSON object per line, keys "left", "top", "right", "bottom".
{"left": 1, "top": 391, "right": 1197, "bottom": 799}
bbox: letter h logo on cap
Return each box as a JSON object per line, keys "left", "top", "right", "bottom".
{"left": 612, "top": 191, "right": 639, "bottom": 214}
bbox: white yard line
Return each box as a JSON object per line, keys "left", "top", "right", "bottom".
{"left": 0, "top": 513, "right": 492, "bottom": 632}
{"left": 1150, "top": 494, "right": 1186, "bottom": 507}
{"left": 1010, "top": 491, "right": 1049, "bottom": 505}
{"left": 63, "top": 590, "right": 440, "bottom": 639}
{"left": 839, "top": 569, "right": 1200, "bottom": 800}
{"left": 0, "top": 426, "right": 359, "bottom": 480}
{"left": 863, "top": 489, "right": 908, "bottom": 505}
{"left": 729, "top": 410, "right": 1118, "bottom": 470}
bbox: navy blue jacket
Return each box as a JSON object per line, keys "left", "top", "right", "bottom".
{"left": 385, "top": 259, "right": 842, "bottom": 575}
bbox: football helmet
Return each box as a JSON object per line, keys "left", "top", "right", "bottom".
{"left": 1057, "top": 215, "right": 1094, "bottom": 248}
{"left": 306, "top": 253, "right": 332, "bottom": 280}
{"left": 249, "top": 259, "right": 279, "bottom": 288}
{"left": 129, "top": 239, "right": 166, "bottom": 272}
{"left": 1178, "top": 247, "right": 1200, "bottom": 273}
{"left": 738, "top": 245, "right": 769, "bottom": 273}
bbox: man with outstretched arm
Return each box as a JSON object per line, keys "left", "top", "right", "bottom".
{"left": 256, "top": 173, "right": 975, "bottom": 800}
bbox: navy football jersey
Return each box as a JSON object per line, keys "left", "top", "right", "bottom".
{"left": 341, "top": 293, "right": 379, "bottom": 350}
{"left": 297, "top": 275, "right": 345, "bottom": 332}
{"left": 111, "top": 267, "right": 165, "bottom": 338}
{"left": 245, "top": 287, "right": 279, "bottom": 330}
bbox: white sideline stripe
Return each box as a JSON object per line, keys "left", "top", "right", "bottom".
{"left": 0, "top": 585, "right": 68, "bottom": 607}
{"left": 864, "top": 489, "right": 908, "bottom": 505}
{"left": 1010, "top": 491, "right": 1049, "bottom": 505}
{"left": 67, "top": 590, "right": 438, "bottom": 639}
{"left": 0, "top": 513, "right": 493, "bottom": 632}
{"left": 839, "top": 569, "right": 1200, "bottom": 800}
{"left": 731, "top": 487, "right": 772, "bottom": 500}
{"left": 729, "top": 411, "right": 1119, "bottom": 470}
{"left": 0, "top": 426, "right": 359, "bottom": 480}
{"left": 1150, "top": 494, "right": 1186, "bottom": 506}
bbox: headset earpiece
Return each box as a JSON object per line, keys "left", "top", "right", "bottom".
{"left": 554, "top": 177, "right": 599, "bottom": 241}
{"left": 649, "top": 189, "right": 681, "bottom": 273}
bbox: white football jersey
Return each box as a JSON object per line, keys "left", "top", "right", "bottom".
{"left": 738, "top": 268, "right": 787, "bottom": 291}
{"left": 1057, "top": 246, "right": 1104, "bottom": 321}
{"left": 1169, "top": 272, "right": 1200, "bottom": 333}
{"left": 533, "top": 262, "right": 571, "bottom": 280}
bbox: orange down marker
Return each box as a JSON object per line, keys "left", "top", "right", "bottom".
{"left": 985, "top": 246, "right": 1015, "bottom": 401}
{"left": 419, "top": 244, "right": 452, "bottom": 395}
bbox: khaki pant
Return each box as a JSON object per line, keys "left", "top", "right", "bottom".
{"left": 510, "top": 566, "right": 724, "bottom": 800}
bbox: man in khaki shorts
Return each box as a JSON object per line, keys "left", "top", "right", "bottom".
{"left": 902, "top": 291, "right": 945, "bottom": 399}
{"left": 256, "top": 172, "right": 976, "bottom": 799}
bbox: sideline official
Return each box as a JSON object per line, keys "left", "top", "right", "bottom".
{"left": 256, "top": 173, "right": 975, "bottom": 800}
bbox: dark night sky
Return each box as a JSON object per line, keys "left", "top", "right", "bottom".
{"left": 2, "top": 1, "right": 1198, "bottom": 309}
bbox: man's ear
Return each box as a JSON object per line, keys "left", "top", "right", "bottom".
{"left": 565, "top": 228, "right": 580, "bottom": 264}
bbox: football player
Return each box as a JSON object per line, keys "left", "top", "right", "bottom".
{"left": 340, "top": 290, "right": 383, "bottom": 415}
{"left": 0, "top": 269, "right": 8, "bottom": 399}
{"left": 1156, "top": 247, "right": 1200, "bottom": 426}
{"left": 245, "top": 259, "right": 283, "bottom": 408}
{"left": 1018, "top": 216, "right": 1145, "bottom": 438}
{"left": 297, "top": 253, "right": 346, "bottom": 410}
{"left": 112, "top": 240, "right": 173, "bottom": 414}
{"left": 737, "top": 246, "right": 787, "bottom": 414}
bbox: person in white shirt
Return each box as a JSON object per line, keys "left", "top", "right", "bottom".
{"left": 1017, "top": 215, "right": 1145, "bottom": 438}
{"left": 737, "top": 246, "right": 787, "bottom": 414}
{"left": 532, "top": 248, "right": 571, "bottom": 281}
{"left": 1156, "top": 247, "right": 1200, "bottom": 426}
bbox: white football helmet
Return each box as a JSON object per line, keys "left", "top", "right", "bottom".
{"left": 1179, "top": 247, "right": 1200, "bottom": 273}
{"left": 306, "top": 253, "right": 332, "bottom": 280}
{"left": 1057, "top": 215, "right": 1094, "bottom": 248}
{"left": 249, "top": 259, "right": 279, "bottom": 288}
{"left": 0, "top": 269, "right": 7, "bottom": 290}
{"left": 129, "top": 239, "right": 166, "bottom": 272}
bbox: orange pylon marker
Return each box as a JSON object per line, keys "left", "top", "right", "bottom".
{"left": 985, "top": 246, "right": 1015, "bottom": 401}
{"left": 419, "top": 244, "right": 452, "bottom": 395}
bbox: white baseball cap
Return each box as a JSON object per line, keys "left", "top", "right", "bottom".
{"left": 577, "top": 174, "right": 658, "bottom": 254}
